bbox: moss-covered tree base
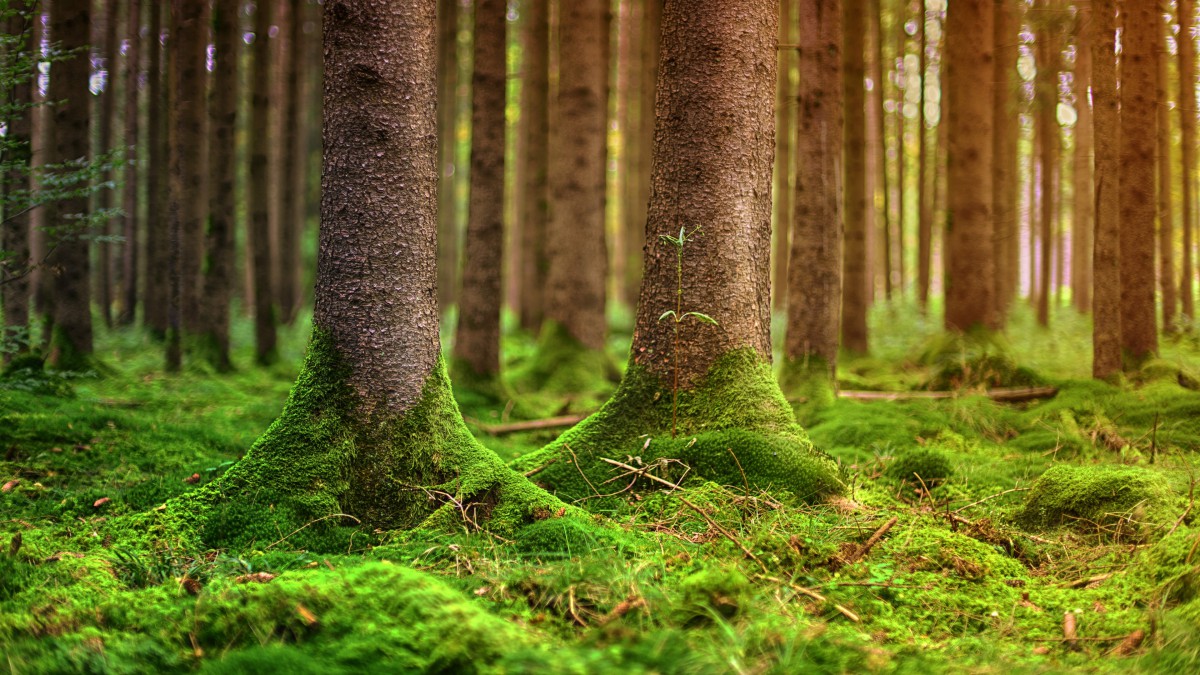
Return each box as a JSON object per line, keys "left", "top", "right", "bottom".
{"left": 513, "top": 349, "right": 845, "bottom": 508}
{"left": 162, "top": 331, "right": 574, "bottom": 552}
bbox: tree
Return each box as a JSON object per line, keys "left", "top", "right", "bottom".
{"left": 784, "top": 0, "right": 843, "bottom": 387}
{"left": 437, "top": 0, "right": 460, "bottom": 315}
{"left": 144, "top": 0, "right": 169, "bottom": 337}
{"left": 277, "top": 0, "right": 307, "bottom": 325}
{"left": 842, "top": 0, "right": 869, "bottom": 352}
{"left": 97, "top": 0, "right": 119, "bottom": 327}
{"left": 1180, "top": 0, "right": 1197, "bottom": 323}
{"left": 518, "top": 0, "right": 549, "bottom": 331}
{"left": 202, "top": 0, "right": 240, "bottom": 372}
{"left": 993, "top": 0, "right": 1019, "bottom": 316}
{"left": 869, "top": 0, "right": 892, "bottom": 300}
{"left": 452, "top": 0, "right": 506, "bottom": 388}
{"left": 247, "top": 0, "right": 278, "bottom": 365}
{"left": 1157, "top": 12, "right": 1177, "bottom": 331}
{"left": 1118, "top": 0, "right": 1158, "bottom": 365}
{"left": 917, "top": 0, "right": 932, "bottom": 310}
{"left": 174, "top": 0, "right": 564, "bottom": 540}
{"left": 117, "top": 0, "right": 141, "bottom": 326}
{"left": 943, "top": 0, "right": 995, "bottom": 331}
{"left": 771, "top": 0, "right": 796, "bottom": 313}
{"left": 1071, "top": 3, "right": 1093, "bottom": 314}
{"left": 1034, "top": 6, "right": 1060, "bottom": 328}
{"left": 514, "top": 0, "right": 842, "bottom": 504}
{"left": 1091, "top": 0, "right": 1120, "bottom": 379}
{"left": 1, "top": 2, "right": 35, "bottom": 358}
{"left": 46, "top": 0, "right": 93, "bottom": 368}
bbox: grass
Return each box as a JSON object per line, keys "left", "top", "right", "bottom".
{"left": 2, "top": 299, "right": 1199, "bottom": 673}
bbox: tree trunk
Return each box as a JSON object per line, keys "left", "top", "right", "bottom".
{"left": 1, "top": 4, "right": 34, "bottom": 359}
{"left": 1157, "top": 15, "right": 1177, "bottom": 332}
{"left": 1179, "top": 0, "right": 1196, "bottom": 323}
{"left": 277, "top": 0, "right": 305, "bottom": 325}
{"left": 518, "top": 0, "right": 549, "bottom": 331}
{"left": 97, "top": 0, "right": 119, "bottom": 328}
{"left": 436, "top": 0, "right": 460, "bottom": 315}
{"left": 117, "top": 0, "right": 141, "bottom": 326}
{"left": 1035, "top": 13, "right": 1057, "bottom": 327}
{"left": 46, "top": 0, "right": 93, "bottom": 368}
{"left": 771, "top": 0, "right": 795, "bottom": 313}
{"left": 144, "top": 0, "right": 169, "bottom": 337}
{"left": 540, "top": 0, "right": 609, "bottom": 351}
{"left": 869, "top": 0, "right": 892, "bottom": 301}
{"left": 894, "top": 0, "right": 908, "bottom": 295}
{"left": 917, "top": 0, "right": 931, "bottom": 310}
{"left": 1091, "top": 0, "right": 1120, "bottom": 377}
{"left": 1071, "top": 4, "right": 1093, "bottom": 314}
{"left": 452, "top": 0, "right": 506, "bottom": 383}
{"left": 247, "top": 0, "right": 278, "bottom": 365}
{"left": 784, "top": 0, "right": 843, "bottom": 384}
{"left": 1118, "top": 0, "right": 1159, "bottom": 365}
{"left": 629, "top": 0, "right": 662, "bottom": 306}
{"left": 993, "top": 0, "right": 1018, "bottom": 318}
{"left": 202, "top": 0, "right": 239, "bottom": 372}
{"left": 514, "top": 0, "right": 842, "bottom": 506}
{"left": 842, "top": 0, "right": 869, "bottom": 353}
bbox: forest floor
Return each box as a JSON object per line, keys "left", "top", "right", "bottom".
{"left": 2, "top": 302, "right": 1200, "bottom": 673}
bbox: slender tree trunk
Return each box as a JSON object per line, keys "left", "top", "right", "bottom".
{"left": 1071, "top": 4, "right": 1093, "bottom": 314}
{"left": 46, "top": 0, "right": 93, "bottom": 368}
{"left": 97, "top": 0, "right": 119, "bottom": 328}
{"left": 1035, "top": 13, "right": 1057, "bottom": 327}
{"left": 611, "top": 0, "right": 633, "bottom": 309}
{"left": 452, "top": 0, "right": 507, "bottom": 382}
{"left": 771, "top": 0, "right": 796, "bottom": 312}
{"left": 784, "top": 0, "right": 843, "bottom": 381}
{"left": 276, "top": 0, "right": 305, "bottom": 325}
{"left": 1, "top": 4, "right": 34, "bottom": 358}
{"left": 202, "top": 0, "right": 239, "bottom": 372}
{"left": 1179, "top": 0, "right": 1196, "bottom": 322}
{"left": 917, "top": 0, "right": 931, "bottom": 310}
{"left": 842, "top": 0, "right": 869, "bottom": 353}
{"left": 29, "top": 5, "right": 49, "bottom": 337}
{"left": 1091, "top": 0, "right": 1120, "bottom": 378}
{"left": 1118, "top": 0, "right": 1158, "bottom": 364}
{"left": 869, "top": 0, "right": 891, "bottom": 301}
{"left": 993, "top": 0, "right": 1018, "bottom": 319}
{"left": 617, "top": 0, "right": 643, "bottom": 311}
{"left": 117, "top": 0, "right": 140, "bottom": 326}
{"left": 629, "top": 0, "right": 661, "bottom": 306}
{"left": 144, "top": 0, "right": 169, "bottom": 337}
{"left": 247, "top": 0, "right": 277, "bottom": 365}
{"left": 436, "top": 0, "right": 460, "bottom": 315}
{"left": 943, "top": 0, "right": 995, "bottom": 331}
{"left": 1157, "top": 15, "right": 1177, "bottom": 332}
{"left": 894, "top": 0, "right": 907, "bottom": 295}
{"left": 518, "top": 0, "right": 549, "bottom": 331}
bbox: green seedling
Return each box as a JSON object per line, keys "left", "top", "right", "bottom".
{"left": 658, "top": 226, "right": 718, "bottom": 438}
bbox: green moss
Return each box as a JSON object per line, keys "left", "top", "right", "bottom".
{"left": 885, "top": 446, "right": 954, "bottom": 486}
{"left": 779, "top": 356, "right": 837, "bottom": 422}
{"left": 1018, "top": 464, "right": 1178, "bottom": 534}
{"left": 918, "top": 330, "right": 1043, "bottom": 390}
{"left": 514, "top": 516, "right": 636, "bottom": 559}
{"left": 676, "top": 566, "right": 752, "bottom": 622}
{"left": 513, "top": 349, "right": 844, "bottom": 507}
{"left": 511, "top": 320, "right": 618, "bottom": 397}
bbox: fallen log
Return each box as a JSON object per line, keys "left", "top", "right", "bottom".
{"left": 469, "top": 414, "right": 587, "bottom": 436}
{"left": 837, "top": 386, "right": 1058, "bottom": 403}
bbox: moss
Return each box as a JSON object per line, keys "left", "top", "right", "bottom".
{"left": 511, "top": 320, "right": 618, "bottom": 397}
{"left": 514, "top": 516, "right": 637, "bottom": 559}
{"left": 512, "top": 349, "right": 844, "bottom": 507}
{"left": 676, "top": 566, "right": 752, "bottom": 622}
{"left": 918, "top": 330, "right": 1043, "bottom": 390}
{"left": 885, "top": 446, "right": 954, "bottom": 486}
{"left": 779, "top": 356, "right": 837, "bottom": 422}
{"left": 1018, "top": 464, "right": 1178, "bottom": 534}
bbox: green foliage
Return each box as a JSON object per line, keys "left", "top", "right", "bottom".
{"left": 1018, "top": 464, "right": 1179, "bottom": 536}
{"left": 509, "top": 320, "right": 617, "bottom": 405}
{"left": 676, "top": 567, "right": 752, "bottom": 622}
{"left": 885, "top": 446, "right": 954, "bottom": 486}
{"left": 918, "top": 330, "right": 1044, "bottom": 390}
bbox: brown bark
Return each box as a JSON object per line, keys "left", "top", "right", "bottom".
{"left": 1118, "top": 0, "right": 1159, "bottom": 364}
{"left": 869, "top": 0, "right": 891, "bottom": 300}
{"left": 1, "top": 4, "right": 34, "bottom": 355}
{"left": 1071, "top": 4, "right": 1093, "bottom": 314}
{"left": 1092, "top": 0, "right": 1121, "bottom": 378}
{"left": 629, "top": 0, "right": 661, "bottom": 306}
{"left": 1035, "top": 11, "right": 1058, "bottom": 327}
{"left": 453, "top": 0, "right": 506, "bottom": 379}
{"left": 247, "top": 0, "right": 277, "bottom": 365}
{"left": 1157, "top": 14, "right": 1176, "bottom": 331}
{"left": 842, "top": 0, "right": 869, "bottom": 353}
{"left": 166, "top": 0, "right": 208, "bottom": 370}
{"left": 917, "top": 0, "right": 931, "bottom": 309}
{"left": 277, "top": 0, "right": 306, "bottom": 325}
{"left": 98, "top": 0, "right": 119, "bottom": 328}
{"left": 612, "top": 0, "right": 634, "bottom": 310}
{"left": 518, "top": 0, "right": 549, "bottom": 331}
{"left": 543, "top": 0, "right": 609, "bottom": 350}
{"left": 437, "top": 0, "right": 459, "bottom": 315}
{"left": 993, "top": 0, "right": 1018, "bottom": 318}
{"left": 771, "top": 0, "right": 796, "bottom": 313}
{"left": 144, "top": 0, "right": 169, "bottom": 336}
{"left": 894, "top": 0, "right": 907, "bottom": 295}
{"left": 943, "top": 0, "right": 995, "bottom": 332}
{"left": 630, "top": 0, "right": 778, "bottom": 384}
{"left": 117, "top": 0, "right": 140, "bottom": 326}
{"left": 1180, "top": 0, "right": 1197, "bottom": 322}
{"left": 785, "top": 0, "right": 843, "bottom": 376}
{"left": 202, "top": 0, "right": 239, "bottom": 372}
{"left": 46, "top": 0, "right": 93, "bottom": 367}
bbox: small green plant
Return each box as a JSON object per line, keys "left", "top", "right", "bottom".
{"left": 658, "top": 226, "right": 717, "bottom": 438}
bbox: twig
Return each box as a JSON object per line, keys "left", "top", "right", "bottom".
{"left": 523, "top": 459, "right": 556, "bottom": 478}
{"left": 953, "top": 488, "right": 1031, "bottom": 514}
{"left": 471, "top": 414, "right": 586, "bottom": 436}
{"left": 1150, "top": 412, "right": 1159, "bottom": 464}
{"left": 725, "top": 446, "right": 750, "bottom": 497}
{"left": 599, "top": 457, "right": 684, "bottom": 491}
{"left": 678, "top": 495, "right": 768, "bottom": 574}
{"left": 1061, "top": 573, "right": 1113, "bottom": 589}
{"left": 761, "top": 575, "right": 861, "bottom": 623}
{"left": 567, "top": 586, "right": 588, "bottom": 627}
{"left": 265, "top": 513, "right": 361, "bottom": 550}
{"left": 566, "top": 444, "right": 602, "bottom": 498}
{"left": 843, "top": 517, "right": 898, "bottom": 565}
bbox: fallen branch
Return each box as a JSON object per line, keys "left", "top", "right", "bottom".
{"left": 600, "top": 457, "right": 685, "bottom": 491}
{"left": 470, "top": 414, "right": 586, "bottom": 436}
{"left": 837, "top": 386, "right": 1058, "bottom": 403}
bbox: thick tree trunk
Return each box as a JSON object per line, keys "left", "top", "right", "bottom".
{"left": 277, "top": 0, "right": 305, "bottom": 325}
{"left": 943, "top": 0, "right": 995, "bottom": 331}
{"left": 993, "top": 0, "right": 1018, "bottom": 318}
{"left": 117, "top": 0, "right": 141, "bottom": 326}
{"left": 1071, "top": 4, "right": 1093, "bottom": 314}
{"left": 917, "top": 0, "right": 931, "bottom": 310}
{"left": 202, "top": 0, "right": 239, "bottom": 372}
{"left": 842, "top": 1, "right": 869, "bottom": 353}
{"left": 771, "top": 0, "right": 795, "bottom": 313}
{"left": 514, "top": 0, "right": 842, "bottom": 506}
{"left": 452, "top": 0, "right": 506, "bottom": 383}
{"left": 46, "top": 0, "right": 93, "bottom": 368}
{"left": 247, "top": 0, "right": 278, "bottom": 365}
{"left": 97, "top": 0, "right": 119, "bottom": 328}
{"left": 1035, "top": 14, "right": 1057, "bottom": 328}
{"left": 518, "top": 0, "right": 549, "bottom": 331}
{"left": 144, "top": 0, "right": 169, "bottom": 337}
{"left": 1179, "top": 0, "right": 1197, "bottom": 322}
{"left": 1, "top": 4, "right": 34, "bottom": 358}
{"left": 1118, "top": 0, "right": 1158, "bottom": 364}
{"left": 436, "top": 0, "right": 460, "bottom": 315}
{"left": 784, "top": 0, "right": 843, "bottom": 383}
{"left": 1157, "top": 17, "right": 1177, "bottom": 332}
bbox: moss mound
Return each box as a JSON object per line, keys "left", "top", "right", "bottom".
{"left": 1018, "top": 464, "right": 1177, "bottom": 534}
{"left": 918, "top": 330, "right": 1042, "bottom": 390}
{"left": 676, "top": 567, "right": 753, "bottom": 623}
{"left": 885, "top": 446, "right": 954, "bottom": 486}
{"left": 513, "top": 349, "right": 844, "bottom": 506}
{"left": 515, "top": 516, "right": 636, "bottom": 559}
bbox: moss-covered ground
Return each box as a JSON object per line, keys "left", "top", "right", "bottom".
{"left": 3, "top": 302, "right": 1200, "bottom": 673}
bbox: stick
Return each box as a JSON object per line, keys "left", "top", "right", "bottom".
{"left": 600, "top": 457, "right": 684, "bottom": 491}
{"left": 953, "top": 488, "right": 1031, "bottom": 514}
{"left": 761, "top": 575, "right": 861, "bottom": 623}
{"left": 843, "top": 517, "right": 898, "bottom": 564}
{"left": 837, "top": 386, "right": 1058, "bottom": 402}
{"left": 678, "top": 496, "right": 768, "bottom": 574}
{"left": 523, "top": 459, "right": 556, "bottom": 478}
{"left": 1061, "top": 573, "right": 1113, "bottom": 589}
{"left": 1109, "top": 629, "right": 1145, "bottom": 656}
{"left": 470, "top": 414, "right": 587, "bottom": 436}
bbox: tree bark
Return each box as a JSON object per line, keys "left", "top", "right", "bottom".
{"left": 917, "top": 0, "right": 932, "bottom": 310}
{"left": 771, "top": 0, "right": 796, "bottom": 313}
{"left": 277, "top": 0, "right": 306, "bottom": 325}
{"left": 1, "top": 4, "right": 35, "bottom": 358}
{"left": 518, "top": 0, "right": 549, "bottom": 331}
{"left": 117, "top": 0, "right": 141, "bottom": 326}
{"left": 1157, "top": 13, "right": 1177, "bottom": 332}
{"left": 784, "top": 0, "right": 843, "bottom": 381}
{"left": 1091, "top": 0, "right": 1121, "bottom": 378}
{"left": 1071, "top": 4, "right": 1093, "bottom": 314}
{"left": 869, "top": 0, "right": 891, "bottom": 301}
{"left": 436, "top": 0, "right": 459, "bottom": 315}
{"left": 894, "top": 0, "right": 908, "bottom": 295}
{"left": 452, "top": 0, "right": 506, "bottom": 381}
{"left": 993, "top": 0, "right": 1019, "bottom": 318}
{"left": 247, "top": 0, "right": 278, "bottom": 365}
{"left": 629, "top": 0, "right": 662, "bottom": 307}
{"left": 144, "top": 0, "right": 169, "bottom": 337}
{"left": 1035, "top": 11, "right": 1058, "bottom": 327}
{"left": 46, "top": 0, "right": 93, "bottom": 368}
{"left": 1118, "top": 0, "right": 1159, "bottom": 364}
{"left": 1179, "top": 0, "right": 1197, "bottom": 323}
{"left": 97, "top": 0, "right": 119, "bottom": 328}
{"left": 943, "top": 0, "right": 995, "bottom": 331}
{"left": 842, "top": 0, "right": 869, "bottom": 353}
